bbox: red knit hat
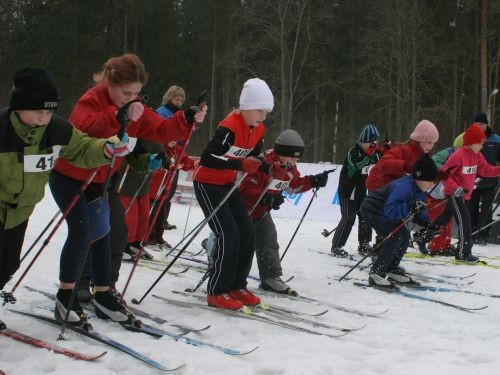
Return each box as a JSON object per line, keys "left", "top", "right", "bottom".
{"left": 463, "top": 124, "right": 486, "bottom": 146}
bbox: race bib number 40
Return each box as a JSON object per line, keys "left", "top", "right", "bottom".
{"left": 462, "top": 165, "right": 477, "bottom": 175}
{"left": 24, "top": 153, "right": 57, "bottom": 172}
{"left": 226, "top": 146, "right": 252, "bottom": 158}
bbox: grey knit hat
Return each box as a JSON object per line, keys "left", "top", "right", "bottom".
{"left": 274, "top": 129, "right": 305, "bottom": 158}
{"left": 358, "top": 124, "right": 380, "bottom": 143}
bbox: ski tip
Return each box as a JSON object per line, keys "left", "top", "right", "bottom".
{"left": 239, "top": 345, "right": 259, "bottom": 355}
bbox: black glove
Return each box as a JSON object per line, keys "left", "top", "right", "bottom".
{"left": 157, "top": 152, "right": 170, "bottom": 169}
{"left": 410, "top": 201, "right": 428, "bottom": 216}
{"left": 184, "top": 90, "right": 209, "bottom": 124}
{"left": 261, "top": 193, "right": 285, "bottom": 210}
{"left": 310, "top": 172, "right": 328, "bottom": 188}
{"left": 426, "top": 223, "right": 440, "bottom": 235}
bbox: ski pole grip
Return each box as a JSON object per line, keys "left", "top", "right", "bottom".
{"left": 116, "top": 96, "right": 148, "bottom": 139}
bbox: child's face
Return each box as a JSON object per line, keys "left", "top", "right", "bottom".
{"left": 416, "top": 179, "right": 434, "bottom": 192}
{"left": 108, "top": 81, "right": 142, "bottom": 107}
{"left": 241, "top": 109, "right": 269, "bottom": 127}
{"left": 469, "top": 143, "right": 483, "bottom": 153}
{"left": 359, "top": 142, "right": 373, "bottom": 150}
{"left": 419, "top": 141, "right": 435, "bottom": 154}
{"left": 170, "top": 95, "right": 185, "bottom": 108}
{"left": 278, "top": 155, "right": 299, "bottom": 166}
{"left": 16, "top": 110, "right": 53, "bottom": 127}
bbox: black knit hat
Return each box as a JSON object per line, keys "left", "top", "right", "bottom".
{"left": 473, "top": 112, "right": 488, "bottom": 125}
{"left": 9, "top": 67, "right": 59, "bottom": 111}
{"left": 274, "top": 129, "right": 305, "bottom": 158}
{"left": 412, "top": 154, "right": 438, "bottom": 181}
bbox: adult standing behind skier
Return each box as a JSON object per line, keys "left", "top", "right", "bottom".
{"left": 239, "top": 129, "right": 328, "bottom": 295}
{"left": 193, "top": 78, "right": 277, "bottom": 309}
{"left": 0, "top": 67, "right": 123, "bottom": 329}
{"left": 49, "top": 53, "right": 206, "bottom": 324}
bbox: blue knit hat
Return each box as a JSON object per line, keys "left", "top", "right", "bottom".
{"left": 358, "top": 124, "right": 380, "bottom": 143}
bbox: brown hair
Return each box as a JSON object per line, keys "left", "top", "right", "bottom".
{"left": 161, "top": 85, "right": 185, "bottom": 105}
{"left": 93, "top": 53, "right": 148, "bottom": 86}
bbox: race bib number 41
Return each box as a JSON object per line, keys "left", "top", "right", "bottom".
{"left": 24, "top": 153, "right": 57, "bottom": 172}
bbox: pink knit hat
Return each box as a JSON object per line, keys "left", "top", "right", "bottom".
{"left": 410, "top": 120, "right": 439, "bottom": 143}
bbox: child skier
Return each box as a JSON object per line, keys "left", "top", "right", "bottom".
{"left": 50, "top": 53, "right": 206, "bottom": 324}
{"left": 193, "top": 78, "right": 277, "bottom": 309}
{"left": 361, "top": 154, "right": 440, "bottom": 286}
{"left": 432, "top": 124, "right": 500, "bottom": 262}
{"left": 0, "top": 67, "right": 124, "bottom": 328}
{"left": 239, "top": 129, "right": 328, "bottom": 295}
{"left": 330, "top": 124, "right": 382, "bottom": 258}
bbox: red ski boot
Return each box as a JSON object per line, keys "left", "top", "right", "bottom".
{"left": 207, "top": 293, "right": 243, "bottom": 310}
{"left": 229, "top": 288, "right": 261, "bottom": 306}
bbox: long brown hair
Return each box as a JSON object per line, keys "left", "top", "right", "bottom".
{"left": 93, "top": 53, "right": 148, "bottom": 86}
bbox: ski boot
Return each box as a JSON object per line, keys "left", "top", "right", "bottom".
{"left": 0, "top": 318, "right": 6, "bottom": 330}
{"left": 163, "top": 221, "right": 177, "bottom": 230}
{"left": 229, "top": 288, "right": 261, "bottom": 306}
{"left": 368, "top": 272, "right": 394, "bottom": 288}
{"left": 77, "top": 286, "right": 92, "bottom": 304}
{"left": 331, "top": 247, "right": 349, "bottom": 258}
{"left": 207, "top": 293, "right": 243, "bottom": 310}
{"left": 55, "top": 288, "right": 91, "bottom": 328}
{"left": 387, "top": 268, "right": 418, "bottom": 285}
{"left": 357, "top": 242, "right": 373, "bottom": 256}
{"left": 260, "top": 276, "right": 298, "bottom": 296}
{"left": 93, "top": 289, "right": 138, "bottom": 324}
{"left": 412, "top": 229, "right": 429, "bottom": 255}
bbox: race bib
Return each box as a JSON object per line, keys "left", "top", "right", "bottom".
{"left": 462, "top": 165, "right": 477, "bottom": 174}
{"left": 268, "top": 178, "right": 291, "bottom": 192}
{"left": 24, "top": 152, "right": 58, "bottom": 172}
{"left": 361, "top": 165, "right": 370, "bottom": 175}
{"left": 225, "top": 145, "right": 252, "bottom": 158}
{"left": 127, "top": 137, "right": 138, "bottom": 152}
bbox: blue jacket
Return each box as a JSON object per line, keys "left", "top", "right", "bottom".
{"left": 364, "top": 175, "right": 429, "bottom": 225}
{"left": 156, "top": 105, "right": 175, "bottom": 119}
{"left": 477, "top": 130, "right": 500, "bottom": 189}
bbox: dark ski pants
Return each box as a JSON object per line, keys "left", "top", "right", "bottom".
{"left": 78, "top": 185, "right": 128, "bottom": 290}
{"left": 467, "top": 188, "right": 496, "bottom": 240}
{"left": 331, "top": 197, "right": 372, "bottom": 248}
{"left": 433, "top": 196, "right": 473, "bottom": 259}
{"left": 254, "top": 213, "right": 282, "bottom": 280}
{"left": 194, "top": 181, "right": 255, "bottom": 295}
{"left": 0, "top": 220, "right": 29, "bottom": 290}
{"left": 361, "top": 206, "right": 410, "bottom": 276}
{"left": 49, "top": 171, "right": 111, "bottom": 286}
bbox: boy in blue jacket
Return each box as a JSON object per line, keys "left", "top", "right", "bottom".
{"left": 360, "top": 154, "right": 440, "bottom": 287}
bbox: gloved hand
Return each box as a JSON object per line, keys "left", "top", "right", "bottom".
{"left": 310, "top": 172, "right": 328, "bottom": 188}
{"left": 104, "top": 133, "right": 130, "bottom": 158}
{"left": 241, "top": 156, "right": 262, "bottom": 175}
{"left": 270, "top": 163, "right": 292, "bottom": 181}
{"left": 127, "top": 102, "right": 144, "bottom": 122}
{"left": 364, "top": 143, "right": 378, "bottom": 157}
{"left": 148, "top": 154, "right": 163, "bottom": 171}
{"left": 453, "top": 187, "right": 468, "bottom": 198}
{"left": 261, "top": 193, "right": 285, "bottom": 210}
{"left": 184, "top": 105, "right": 208, "bottom": 124}
{"left": 410, "top": 200, "right": 428, "bottom": 215}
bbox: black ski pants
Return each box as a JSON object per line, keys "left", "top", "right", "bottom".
{"left": 0, "top": 220, "right": 29, "bottom": 290}
{"left": 194, "top": 181, "right": 255, "bottom": 295}
{"left": 467, "top": 188, "right": 496, "bottom": 240}
{"left": 331, "top": 197, "right": 372, "bottom": 248}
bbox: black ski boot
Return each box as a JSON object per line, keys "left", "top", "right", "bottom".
{"left": 93, "top": 290, "right": 136, "bottom": 324}
{"left": 0, "top": 318, "right": 6, "bottom": 330}
{"left": 412, "top": 229, "right": 429, "bottom": 255}
{"left": 358, "top": 242, "right": 373, "bottom": 256}
{"left": 55, "top": 288, "right": 90, "bottom": 326}
{"left": 331, "top": 247, "right": 349, "bottom": 258}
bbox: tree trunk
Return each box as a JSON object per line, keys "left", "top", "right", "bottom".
{"left": 480, "top": 0, "right": 488, "bottom": 111}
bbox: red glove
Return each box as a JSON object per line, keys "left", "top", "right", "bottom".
{"left": 241, "top": 157, "right": 262, "bottom": 175}
{"left": 270, "top": 163, "right": 292, "bottom": 181}
{"left": 364, "top": 144, "right": 377, "bottom": 157}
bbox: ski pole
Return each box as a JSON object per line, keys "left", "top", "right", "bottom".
{"left": 338, "top": 213, "right": 415, "bottom": 282}
{"left": 19, "top": 210, "right": 60, "bottom": 264}
{"left": 121, "top": 102, "right": 205, "bottom": 301}
{"left": 280, "top": 188, "right": 318, "bottom": 262}
{"left": 116, "top": 164, "right": 130, "bottom": 194}
{"left": 3, "top": 169, "right": 98, "bottom": 305}
{"left": 57, "top": 97, "right": 142, "bottom": 338}
{"left": 131, "top": 172, "right": 248, "bottom": 305}
{"left": 124, "top": 170, "right": 153, "bottom": 214}
{"left": 182, "top": 188, "right": 195, "bottom": 238}
{"left": 472, "top": 187, "right": 500, "bottom": 239}
{"left": 321, "top": 209, "right": 359, "bottom": 238}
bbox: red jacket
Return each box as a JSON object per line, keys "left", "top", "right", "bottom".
{"left": 366, "top": 140, "right": 424, "bottom": 192}
{"left": 193, "top": 112, "right": 265, "bottom": 185}
{"left": 442, "top": 146, "right": 500, "bottom": 200}
{"left": 149, "top": 144, "right": 195, "bottom": 199}
{"left": 239, "top": 150, "right": 313, "bottom": 219}
{"left": 54, "top": 84, "right": 191, "bottom": 183}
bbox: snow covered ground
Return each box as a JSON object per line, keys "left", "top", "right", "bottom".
{"left": 1, "top": 188, "right": 500, "bottom": 375}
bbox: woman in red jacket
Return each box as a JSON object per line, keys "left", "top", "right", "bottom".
{"left": 193, "top": 78, "right": 277, "bottom": 310}
{"left": 49, "top": 54, "right": 206, "bottom": 324}
{"left": 366, "top": 119, "right": 439, "bottom": 192}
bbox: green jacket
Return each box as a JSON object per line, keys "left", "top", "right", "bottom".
{"left": 0, "top": 108, "right": 110, "bottom": 229}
